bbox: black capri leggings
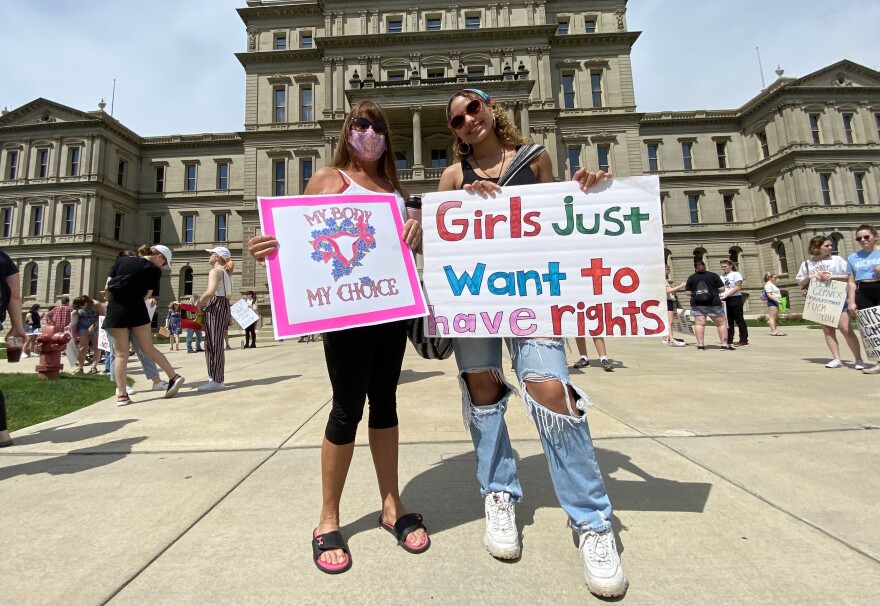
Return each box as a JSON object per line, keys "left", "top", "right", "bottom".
{"left": 0, "top": 390, "right": 7, "bottom": 432}
{"left": 322, "top": 320, "right": 407, "bottom": 445}
{"left": 855, "top": 281, "right": 880, "bottom": 310}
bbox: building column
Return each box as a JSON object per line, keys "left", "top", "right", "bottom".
{"left": 527, "top": 48, "right": 539, "bottom": 101}
{"left": 519, "top": 101, "right": 530, "bottom": 135}
{"left": 858, "top": 103, "right": 877, "bottom": 143}
{"left": 544, "top": 126, "right": 558, "bottom": 171}
{"left": 500, "top": 3, "right": 510, "bottom": 27}
{"left": 539, "top": 46, "right": 552, "bottom": 104}
{"left": 411, "top": 106, "right": 424, "bottom": 176}
{"left": 447, "top": 5, "right": 458, "bottom": 29}
{"left": 323, "top": 57, "right": 333, "bottom": 117}
{"left": 53, "top": 137, "right": 63, "bottom": 178}
{"left": 490, "top": 48, "right": 501, "bottom": 74}
{"left": 334, "top": 58, "right": 345, "bottom": 117}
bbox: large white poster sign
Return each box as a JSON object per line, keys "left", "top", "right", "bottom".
{"left": 857, "top": 306, "right": 880, "bottom": 361}
{"left": 672, "top": 309, "right": 695, "bottom": 336}
{"left": 258, "top": 193, "right": 427, "bottom": 339}
{"left": 421, "top": 177, "right": 666, "bottom": 338}
{"left": 230, "top": 299, "right": 260, "bottom": 329}
{"left": 802, "top": 279, "right": 847, "bottom": 327}
{"left": 97, "top": 316, "right": 110, "bottom": 352}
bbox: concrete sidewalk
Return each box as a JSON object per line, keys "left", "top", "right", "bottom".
{"left": 1, "top": 327, "right": 878, "bottom": 605}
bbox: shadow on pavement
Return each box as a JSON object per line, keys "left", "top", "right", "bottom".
{"left": 392, "top": 448, "right": 712, "bottom": 536}
{"left": 0, "top": 437, "right": 147, "bottom": 482}
{"left": 10, "top": 420, "right": 138, "bottom": 447}
{"left": 223, "top": 375, "right": 302, "bottom": 389}
{"left": 398, "top": 369, "right": 445, "bottom": 385}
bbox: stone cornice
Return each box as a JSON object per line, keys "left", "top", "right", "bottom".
{"left": 550, "top": 32, "right": 640, "bottom": 48}
{"left": 142, "top": 133, "right": 244, "bottom": 150}
{"left": 237, "top": 3, "right": 324, "bottom": 23}
{"left": 345, "top": 80, "right": 535, "bottom": 107}
{"left": 236, "top": 49, "right": 323, "bottom": 67}
{"left": 640, "top": 110, "right": 739, "bottom": 125}
{"left": 316, "top": 25, "right": 558, "bottom": 49}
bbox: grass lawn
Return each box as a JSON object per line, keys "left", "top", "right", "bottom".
{"left": 0, "top": 371, "right": 125, "bottom": 432}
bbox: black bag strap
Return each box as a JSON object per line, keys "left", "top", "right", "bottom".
{"left": 496, "top": 144, "right": 545, "bottom": 187}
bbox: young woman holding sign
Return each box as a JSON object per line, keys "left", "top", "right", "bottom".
{"left": 797, "top": 235, "right": 863, "bottom": 369}
{"left": 248, "top": 101, "right": 426, "bottom": 574}
{"left": 437, "top": 88, "right": 627, "bottom": 598}
{"left": 847, "top": 224, "right": 880, "bottom": 374}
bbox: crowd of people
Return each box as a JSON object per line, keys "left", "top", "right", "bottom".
{"left": 2, "top": 245, "right": 263, "bottom": 406}
{"left": 3, "top": 87, "right": 879, "bottom": 599}
{"left": 660, "top": 229, "right": 878, "bottom": 374}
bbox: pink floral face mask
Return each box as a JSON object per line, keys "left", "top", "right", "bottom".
{"left": 349, "top": 128, "right": 386, "bottom": 162}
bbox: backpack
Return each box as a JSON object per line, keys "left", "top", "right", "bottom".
{"left": 761, "top": 289, "right": 768, "bottom": 302}
{"left": 693, "top": 279, "right": 713, "bottom": 305}
{"left": 106, "top": 273, "right": 134, "bottom": 295}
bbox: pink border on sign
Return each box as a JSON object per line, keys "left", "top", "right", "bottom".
{"left": 259, "top": 194, "right": 427, "bottom": 338}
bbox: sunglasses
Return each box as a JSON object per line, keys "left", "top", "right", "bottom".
{"left": 855, "top": 235, "right": 873, "bottom": 242}
{"left": 448, "top": 98, "right": 484, "bottom": 130}
{"left": 350, "top": 117, "right": 387, "bottom": 135}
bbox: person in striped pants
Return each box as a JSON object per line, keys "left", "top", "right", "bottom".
{"left": 196, "top": 247, "right": 233, "bottom": 391}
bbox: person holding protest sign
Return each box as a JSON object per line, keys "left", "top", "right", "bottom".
{"left": 243, "top": 291, "right": 258, "bottom": 348}
{"left": 762, "top": 273, "right": 786, "bottom": 336}
{"left": 685, "top": 261, "right": 732, "bottom": 350}
{"left": 1, "top": 248, "right": 25, "bottom": 447}
{"left": 663, "top": 264, "right": 687, "bottom": 346}
{"left": 847, "top": 224, "right": 880, "bottom": 374}
{"left": 195, "top": 247, "right": 233, "bottom": 391}
{"left": 437, "top": 87, "right": 626, "bottom": 598}
{"left": 103, "top": 244, "right": 185, "bottom": 405}
{"left": 798, "top": 236, "right": 863, "bottom": 369}
{"left": 719, "top": 260, "right": 748, "bottom": 347}
{"left": 248, "top": 101, "right": 427, "bottom": 574}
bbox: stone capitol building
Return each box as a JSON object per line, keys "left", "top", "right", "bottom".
{"left": 1, "top": 0, "right": 878, "bottom": 325}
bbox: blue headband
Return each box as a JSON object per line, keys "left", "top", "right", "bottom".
{"left": 446, "top": 88, "right": 493, "bottom": 119}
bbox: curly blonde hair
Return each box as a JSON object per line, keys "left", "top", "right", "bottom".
{"left": 447, "top": 90, "right": 530, "bottom": 162}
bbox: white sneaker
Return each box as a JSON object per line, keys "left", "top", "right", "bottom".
{"left": 151, "top": 381, "right": 170, "bottom": 391}
{"left": 483, "top": 492, "right": 520, "bottom": 559}
{"left": 854, "top": 360, "right": 865, "bottom": 371}
{"left": 115, "top": 386, "right": 136, "bottom": 396}
{"left": 863, "top": 364, "right": 880, "bottom": 375}
{"left": 825, "top": 359, "right": 843, "bottom": 368}
{"left": 579, "top": 528, "right": 628, "bottom": 598}
{"left": 197, "top": 380, "right": 226, "bottom": 392}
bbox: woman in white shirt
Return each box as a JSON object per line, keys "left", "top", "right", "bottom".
{"left": 762, "top": 273, "right": 785, "bottom": 336}
{"left": 798, "top": 235, "right": 863, "bottom": 369}
{"left": 719, "top": 260, "right": 748, "bottom": 346}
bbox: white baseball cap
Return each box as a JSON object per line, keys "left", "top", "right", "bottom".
{"left": 206, "top": 246, "right": 231, "bottom": 260}
{"left": 151, "top": 244, "right": 173, "bottom": 269}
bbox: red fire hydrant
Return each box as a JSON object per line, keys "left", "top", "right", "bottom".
{"left": 35, "top": 325, "right": 72, "bottom": 380}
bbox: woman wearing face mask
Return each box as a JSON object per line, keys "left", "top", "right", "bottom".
{"left": 797, "top": 235, "right": 863, "bottom": 369}
{"left": 438, "top": 88, "right": 626, "bottom": 598}
{"left": 248, "top": 101, "right": 427, "bottom": 574}
{"left": 847, "top": 224, "right": 880, "bottom": 374}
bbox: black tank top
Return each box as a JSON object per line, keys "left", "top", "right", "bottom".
{"left": 461, "top": 149, "right": 538, "bottom": 187}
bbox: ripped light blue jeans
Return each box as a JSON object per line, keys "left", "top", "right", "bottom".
{"left": 454, "top": 337, "right": 612, "bottom": 532}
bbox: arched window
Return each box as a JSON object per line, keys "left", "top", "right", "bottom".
{"left": 728, "top": 247, "right": 741, "bottom": 264}
{"left": 56, "top": 261, "right": 71, "bottom": 296}
{"left": 693, "top": 247, "right": 707, "bottom": 264}
{"left": 26, "top": 263, "right": 38, "bottom": 296}
{"left": 775, "top": 242, "right": 789, "bottom": 274}
{"left": 829, "top": 232, "right": 843, "bottom": 256}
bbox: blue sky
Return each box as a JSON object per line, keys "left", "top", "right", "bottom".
{"left": 1, "top": 0, "right": 878, "bottom": 136}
